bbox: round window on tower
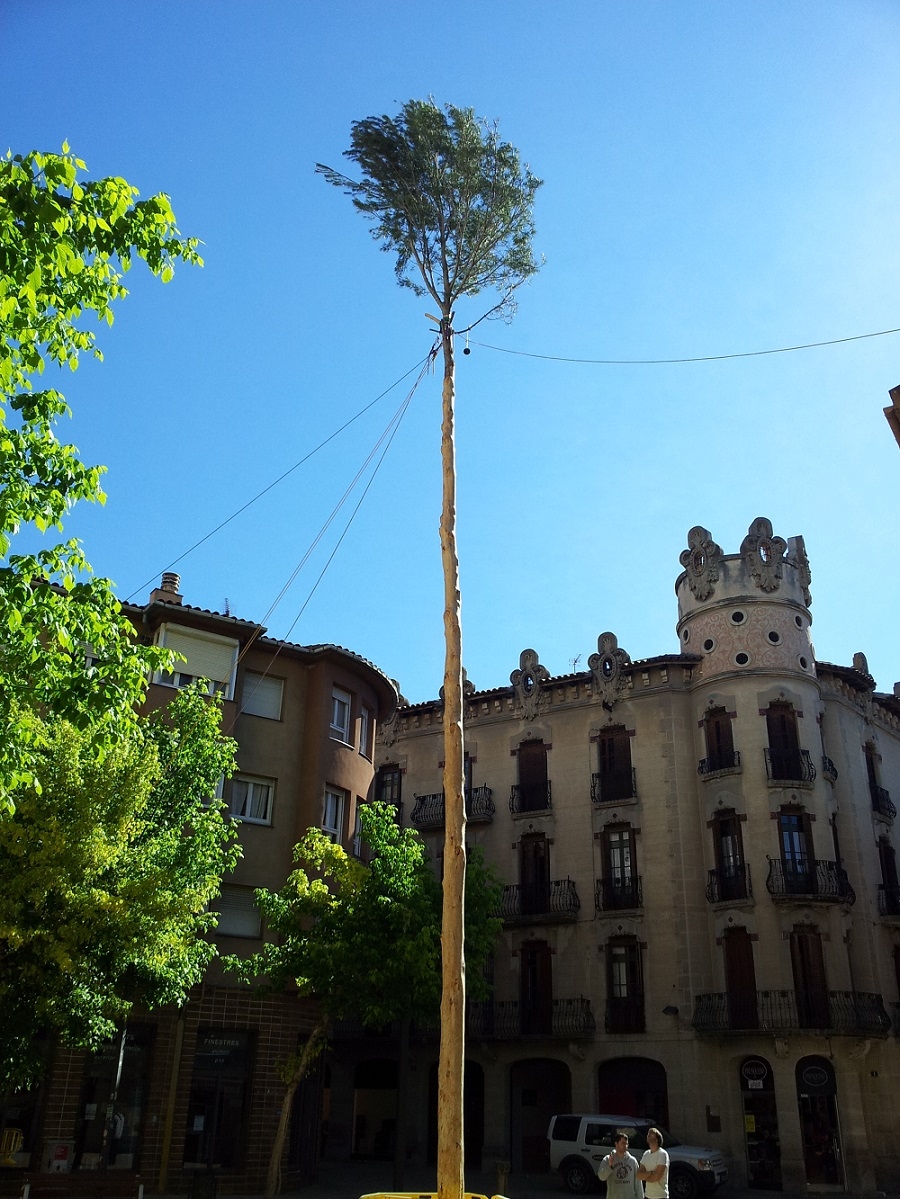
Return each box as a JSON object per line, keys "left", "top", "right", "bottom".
{"left": 799, "top": 656, "right": 810, "bottom": 671}
{"left": 767, "top": 631, "right": 781, "bottom": 645}
{"left": 735, "top": 652, "right": 750, "bottom": 666}
{"left": 682, "top": 628, "right": 691, "bottom": 643}
{"left": 731, "top": 610, "right": 746, "bottom": 625}
{"left": 703, "top": 638, "right": 715, "bottom": 653}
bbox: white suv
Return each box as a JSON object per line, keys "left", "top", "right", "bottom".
{"left": 546, "top": 1114, "right": 728, "bottom": 1199}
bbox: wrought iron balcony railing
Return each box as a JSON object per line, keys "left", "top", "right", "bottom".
{"left": 821, "top": 756, "right": 838, "bottom": 782}
{"left": 878, "top": 884, "right": 900, "bottom": 917}
{"left": 501, "top": 877, "right": 580, "bottom": 921}
{"left": 509, "top": 781, "right": 552, "bottom": 814}
{"left": 605, "top": 996, "right": 646, "bottom": 1035}
{"left": 766, "top": 857, "right": 855, "bottom": 904}
{"left": 870, "top": 784, "right": 897, "bottom": 820}
{"left": 410, "top": 791, "right": 444, "bottom": 828}
{"left": 692, "top": 990, "right": 891, "bottom": 1036}
{"left": 764, "top": 747, "right": 816, "bottom": 785}
{"left": 591, "top": 768, "right": 637, "bottom": 805}
{"left": 410, "top": 786, "right": 496, "bottom": 829}
{"left": 698, "top": 750, "right": 741, "bottom": 776}
{"left": 705, "top": 864, "right": 752, "bottom": 903}
{"left": 467, "top": 997, "right": 595, "bottom": 1039}
{"left": 595, "top": 876, "right": 643, "bottom": 912}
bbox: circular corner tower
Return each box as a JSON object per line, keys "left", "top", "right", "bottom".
{"left": 675, "top": 517, "right": 815, "bottom": 682}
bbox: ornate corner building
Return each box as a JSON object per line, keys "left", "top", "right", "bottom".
{"left": 353, "top": 517, "right": 900, "bottom": 1195}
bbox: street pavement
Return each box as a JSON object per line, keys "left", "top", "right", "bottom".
{"left": 228, "top": 1159, "right": 868, "bottom": 1199}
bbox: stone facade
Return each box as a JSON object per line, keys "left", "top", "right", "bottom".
{"left": 336, "top": 517, "right": 900, "bottom": 1194}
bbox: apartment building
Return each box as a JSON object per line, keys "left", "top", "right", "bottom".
{"left": 324, "top": 517, "right": 900, "bottom": 1194}
{"left": 7, "top": 574, "right": 397, "bottom": 1194}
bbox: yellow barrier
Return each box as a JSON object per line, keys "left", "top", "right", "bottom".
{"left": 359, "top": 1193, "right": 510, "bottom": 1199}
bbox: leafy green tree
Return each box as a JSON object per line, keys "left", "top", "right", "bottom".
{"left": 227, "top": 801, "right": 501, "bottom": 1197}
{"left": 318, "top": 100, "right": 540, "bottom": 1197}
{"left": 0, "top": 146, "right": 202, "bottom": 808}
{"left": 0, "top": 686, "right": 239, "bottom": 1091}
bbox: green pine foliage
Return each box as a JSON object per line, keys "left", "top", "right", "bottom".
{"left": 317, "top": 99, "right": 541, "bottom": 317}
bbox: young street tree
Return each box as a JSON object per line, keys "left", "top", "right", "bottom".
{"left": 227, "top": 802, "right": 502, "bottom": 1199}
{"left": 0, "top": 146, "right": 202, "bottom": 809}
{"left": 0, "top": 686, "right": 240, "bottom": 1091}
{"left": 317, "top": 100, "right": 540, "bottom": 1197}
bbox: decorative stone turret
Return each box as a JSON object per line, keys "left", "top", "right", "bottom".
{"left": 675, "top": 517, "right": 815, "bottom": 682}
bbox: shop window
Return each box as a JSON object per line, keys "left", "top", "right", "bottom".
{"left": 74, "top": 1026, "right": 155, "bottom": 1171}
{"left": 183, "top": 1030, "right": 253, "bottom": 1169}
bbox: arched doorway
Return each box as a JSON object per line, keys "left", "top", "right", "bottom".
{"left": 426, "top": 1060, "right": 485, "bottom": 1168}
{"left": 738, "top": 1056, "right": 781, "bottom": 1190}
{"left": 795, "top": 1056, "right": 843, "bottom": 1187}
{"left": 352, "top": 1059, "right": 397, "bottom": 1159}
{"left": 509, "top": 1059, "right": 570, "bottom": 1170}
{"left": 597, "top": 1057, "right": 668, "bottom": 1126}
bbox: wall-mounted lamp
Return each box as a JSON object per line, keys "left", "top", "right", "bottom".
{"left": 662, "top": 1005, "right": 680, "bottom": 1016}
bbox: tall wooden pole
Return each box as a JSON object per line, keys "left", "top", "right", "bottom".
{"left": 436, "top": 311, "right": 466, "bottom": 1199}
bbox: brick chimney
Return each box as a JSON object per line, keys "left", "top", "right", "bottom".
{"left": 149, "top": 572, "right": 183, "bottom": 605}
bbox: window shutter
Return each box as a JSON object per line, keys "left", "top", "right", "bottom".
{"left": 215, "top": 886, "right": 261, "bottom": 938}
{"left": 161, "top": 626, "right": 238, "bottom": 694}
{"left": 242, "top": 672, "right": 283, "bottom": 720}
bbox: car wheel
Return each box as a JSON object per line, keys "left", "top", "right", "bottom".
{"left": 562, "top": 1159, "right": 596, "bottom": 1193}
{"left": 669, "top": 1168, "right": 700, "bottom": 1199}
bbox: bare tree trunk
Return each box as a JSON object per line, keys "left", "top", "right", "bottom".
{"left": 436, "top": 312, "right": 466, "bottom": 1199}
{"left": 266, "top": 1013, "right": 328, "bottom": 1199}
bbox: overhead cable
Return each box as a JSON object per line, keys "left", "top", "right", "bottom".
{"left": 472, "top": 325, "right": 900, "bottom": 366}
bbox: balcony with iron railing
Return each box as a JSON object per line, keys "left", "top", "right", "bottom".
{"left": 821, "top": 756, "right": 838, "bottom": 783}
{"left": 605, "top": 996, "right": 645, "bottom": 1035}
{"left": 877, "top": 883, "right": 900, "bottom": 919}
{"left": 692, "top": 990, "right": 891, "bottom": 1036}
{"left": 591, "top": 768, "right": 637, "bottom": 805}
{"left": 595, "top": 876, "right": 643, "bottom": 912}
{"left": 698, "top": 750, "right": 742, "bottom": 777}
{"left": 509, "top": 781, "right": 552, "bottom": 815}
{"left": 766, "top": 857, "right": 855, "bottom": 904}
{"left": 501, "top": 878, "right": 580, "bottom": 922}
{"left": 409, "top": 786, "right": 495, "bottom": 829}
{"left": 705, "top": 864, "right": 752, "bottom": 904}
{"left": 870, "top": 783, "right": 897, "bottom": 820}
{"left": 764, "top": 747, "right": 816, "bottom": 786}
{"left": 467, "top": 997, "right": 595, "bottom": 1039}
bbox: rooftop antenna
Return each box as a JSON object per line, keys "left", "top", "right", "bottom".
{"left": 569, "top": 654, "right": 582, "bottom": 672}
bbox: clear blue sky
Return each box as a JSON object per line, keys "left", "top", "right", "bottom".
{"left": 4, "top": 1, "right": 900, "bottom": 703}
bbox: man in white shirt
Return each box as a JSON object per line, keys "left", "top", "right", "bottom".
{"left": 638, "top": 1127, "right": 670, "bottom": 1198}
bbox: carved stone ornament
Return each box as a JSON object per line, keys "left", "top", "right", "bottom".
{"left": 439, "top": 667, "right": 475, "bottom": 706}
{"left": 679, "top": 526, "right": 722, "bottom": 601}
{"left": 789, "top": 535, "right": 812, "bottom": 607}
{"left": 741, "top": 517, "right": 787, "bottom": 593}
{"left": 589, "top": 631, "right": 632, "bottom": 708}
{"left": 510, "top": 649, "right": 550, "bottom": 721}
{"left": 380, "top": 707, "right": 400, "bottom": 748}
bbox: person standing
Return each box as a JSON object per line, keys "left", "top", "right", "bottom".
{"left": 598, "top": 1132, "right": 643, "bottom": 1199}
{"left": 638, "top": 1127, "right": 670, "bottom": 1198}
